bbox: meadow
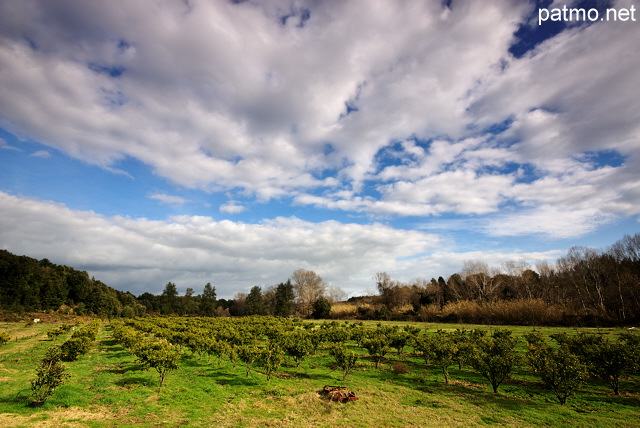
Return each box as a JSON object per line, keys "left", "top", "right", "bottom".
{"left": 0, "top": 317, "right": 639, "bottom": 427}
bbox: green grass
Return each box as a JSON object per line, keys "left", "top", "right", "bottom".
{"left": 1, "top": 320, "right": 639, "bottom": 427}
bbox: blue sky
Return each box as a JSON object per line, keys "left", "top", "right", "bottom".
{"left": 1, "top": 0, "right": 638, "bottom": 299}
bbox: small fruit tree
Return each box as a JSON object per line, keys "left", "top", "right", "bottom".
{"left": 134, "top": 338, "right": 182, "bottom": 391}
{"left": 259, "top": 341, "right": 285, "bottom": 381}
{"left": 329, "top": 344, "right": 358, "bottom": 381}
{"left": 467, "top": 330, "right": 520, "bottom": 393}
{"left": 30, "top": 347, "right": 70, "bottom": 404}
{"left": 415, "top": 330, "right": 457, "bottom": 384}
{"left": 525, "top": 332, "right": 587, "bottom": 405}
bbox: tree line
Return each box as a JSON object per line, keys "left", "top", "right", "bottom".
{"left": 2, "top": 232, "right": 638, "bottom": 324}
{"left": 0, "top": 250, "right": 145, "bottom": 317}
{"left": 364, "top": 233, "right": 640, "bottom": 324}
{"left": 138, "top": 268, "right": 339, "bottom": 319}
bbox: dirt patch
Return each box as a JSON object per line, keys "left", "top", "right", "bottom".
{"left": 0, "top": 405, "right": 125, "bottom": 427}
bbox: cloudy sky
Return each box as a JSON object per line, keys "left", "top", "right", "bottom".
{"left": 1, "top": 0, "right": 638, "bottom": 298}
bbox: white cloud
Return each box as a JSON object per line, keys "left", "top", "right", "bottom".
{"left": 219, "top": 201, "right": 245, "bottom": 214}
{"left": 0, "top": 138, "right": 20, "bottom": 151}
{"left": 30, "top": 150, "right": 51, "bottom": 158}
{"left": 0, "top": 0, "right": 527, "bottom": 193}
{"left": 0, "top": 191, "right": 449, "bottom": 297}
{"left": 149, "top": 193, "right": 190, "bottom": 206}
{"left": 0, "top": 0, "right": 638, "bottom": 240}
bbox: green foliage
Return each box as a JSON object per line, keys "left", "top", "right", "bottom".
{"left": 362, "top": 330, "right": 391, "bottom": 369}
{"left": 0, "top": 249, "right": 145, "bottom": 317}
{"left": 312, "top": 296, "right": 332, "bottom": 319}
{"left": 280, "top": 330, "right": 313, "bottom": 367}
{"left": 525, "top": 332, "right": 587, "bottom": 405}
{"left": 274, "top": 280, "right": 295, "bottom": 318}
{"left": 47, "top": 327, "right": 65, "bottom": 340}
{"left": 329, "top": 344, "right": 358, "bottom": 381}
{"left": 466, "top": 330, "right": 519, "bottom": 393}
{"left": 60, "top": 336, "right": 91, "bottom": 361}
{"left": 134, "top": 338, "right": 182, "bottom": 390}
{"left": 30, "top": 346, "right": 70, "bottom": 403}
{"left": 414, "top": 330, "right": 457, "bottom": 383}
{"left": 59, "top": 320, "right": 101, "bottom": 361}
{"left": 0, "top": 330, "right": 11, "bottom": 345}
{"left": 388, "top": 328, "right": 409, "bottom": 356}
{"left": 552, "top": 332, "right": 636, "bottom": 395}
{"left": 199, "top": 282, "right": 217, "bottom": 317}
{"left": 259, "top": 341, "right": 285, "bottom": 381}
{"left": 619, "top": 331, "right": 640, "bottom": 374}
{"left": 236, "top": 343, "right": 260, "bottom": 376}
{"left": 246, "top": 286, "right": 266, "bottom": 316}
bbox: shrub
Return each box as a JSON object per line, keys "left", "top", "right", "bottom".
{"left": 47, "top": 327, "right": 65, "bottom": 341}
{"left": 525, "top": 332, "right": 587, "bottom": 405}
{"left": 235, "top": 343, "right": 260, "bottom": 377}
{"left": 0, "top": 331, "right": 10, "bottom": 346}
{"left": 388, "top": 329, "right": 410, "bottom": 356}
{"left": 619, "top": 332, "right": 640, "bottom": 375}
{"left": 553, "top": 332, "right": 635, "bottom": 395}
{"left": 60, "top": 336, "right": 92, "bottom": 361}
{"left": 134, "top": 338, "right": 182, "bottom": 390}
{"left": 392, "top": 362, "right": 408, "bottom": 375}
{"left": 414, "top": 330, "right": 457, "bottom": 384}
{"left": 312, "top": 297, "right": 332, "bottom": 319}
{"left": 362, "top": 331, "right": 391, "bottom": 369}
{"left": 329, "top": 344, "right": 359, "bottom": 381}
{"left": 279, "top": 330, "right": 313, "bottom": 367}
{"left": 259, "top": 341, "right": 285, "bottom": 381}
{"left": 30, "top": 347, "right": 70, "bottom": 404}
{"left": 467, "top": 330, "right": 520, "bottom": 393}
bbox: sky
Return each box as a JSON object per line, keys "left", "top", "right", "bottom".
{"left": 0, "top": 0, "right": 639, "bottom": 299}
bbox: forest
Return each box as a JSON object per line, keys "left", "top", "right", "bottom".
{"left": 0, "top": 250, "right": 145, "bottom": 318}
{"left": 1, "top": 233, "right": 639, "bottom": 325}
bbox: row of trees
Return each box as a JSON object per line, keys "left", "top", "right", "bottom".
{"left": 139, "top": 269, "right": 341, "bottom": 319}
{"left": 369, "top": 233, "right": 640, "bottom": 323}
{"left": 115, "top": 315, "right": 640, "bottom": 406}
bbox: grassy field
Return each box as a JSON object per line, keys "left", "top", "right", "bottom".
{"left": 1, "top": 319, "right": 639, "bottom": 427}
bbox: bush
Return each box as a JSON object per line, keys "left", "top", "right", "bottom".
{"left": 30, "top": 347, "right": 70, "bottom": 404}
{"left": 259, "top": 341, "right": 285, "bottom": 381}
{"left": 362, "top": 331, "right": 391, "bottom": 369}
{"left": 134, "top": 338, "right": 182, "bottom": 390}
{"left": 329, "top": 344, "right": 359, "bottom": 381}
{"left": 552, "top": 332, "right": 635, "bottom": 395}
{"left": 392, "top": 362, "right": 408, "bottom": 375}
{"left": 0, "top": 331, "right": 10, "bottom": 346}
{"left": 414, "top": 330, "right": 458, "bottom": 384}
{"left": 47, "top": 327, "right": 65, "bottom": 341}
{"left": 60, "top": 336, "right": 91, "bottom": 361}
{"left": 467, "top": 330, "right": 520, "bottom": 393}
{"left": 525, "top": 332, "right": 587, "bottom": 405}
{"left": 312, "top": 297, "right": 332, "bottom": 319}
{"left": 279, "top": 330, "right": 313, "bottom": 367}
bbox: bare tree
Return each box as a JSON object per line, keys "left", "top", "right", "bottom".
{"left": 292, "top": 269, "right": 327, "bottom": 316}
{"left": 326, "top": 285, "right": 347, "bottom": 304}
{"left": 460, "top": 260, "right": 501, "bottom": 302}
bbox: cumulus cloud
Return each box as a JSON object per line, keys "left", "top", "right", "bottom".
{"left": 149, "top": 193, "right": 190, "bottom": 206}
{"left": 0, "top": 0, "right": 638, "bottom": 247}
{"left": 219, "top": 201, "right": 246, "bottom": 214}
{"left": 0, "top": 191, "right": 454, "bottom": 297}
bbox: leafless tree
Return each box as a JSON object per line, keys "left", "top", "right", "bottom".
{"left": 292, "top": 269, "right": 327, "bottom": 316}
